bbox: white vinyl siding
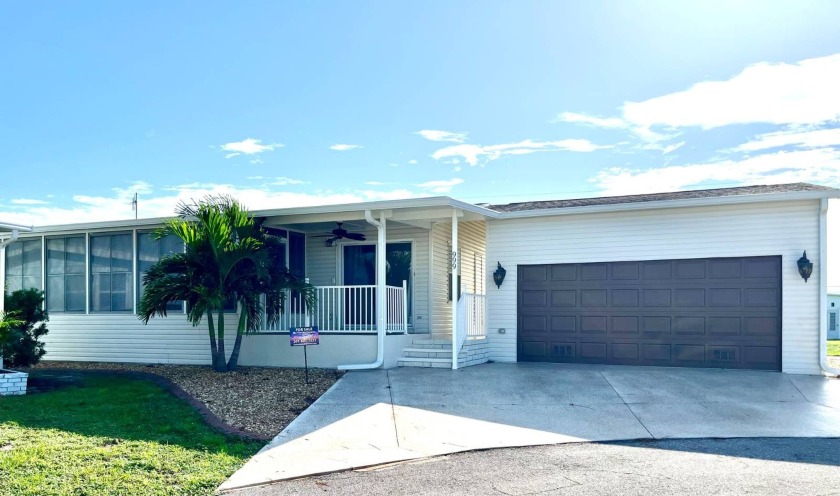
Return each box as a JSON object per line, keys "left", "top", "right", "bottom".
{"left": 42, "top": 313, "right": 240, "bottom": 365}
{"left": 430, "top": 222, "right": 451, "bottom": 336}
{"left": 458, "top": 221, "right": 487, "bottom": 295}
{"left": 305, "top": 224, "right": 431, "bottom": 333}
{"left": 429, "top": 220, "right": 487, "bottom": 337}
{"left": 486, "top": 200, "right": 822, "bottom": 374}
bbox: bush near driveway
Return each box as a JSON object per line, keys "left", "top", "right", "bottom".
{"left": 0, "top": 374, "right": 262, "bottom": 496}
{"left": 828, "top": 340, "right": 840, "bottom": 357}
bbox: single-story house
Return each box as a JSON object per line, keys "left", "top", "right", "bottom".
{"left": 1, "top": 183, "right": 838, "bottom": 375}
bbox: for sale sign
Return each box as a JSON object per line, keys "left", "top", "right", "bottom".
{"left": 290, "top": 326, "right": 319, "bottom": 346}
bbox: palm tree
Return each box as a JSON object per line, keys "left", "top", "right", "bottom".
{"left": 138, "top": 195, "right": 315, "bottom": 372}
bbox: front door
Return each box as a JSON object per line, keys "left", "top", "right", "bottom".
{"left": 343, "top": 245, "right": 376, "bottom": 327}
{"left": 342, "top": 242, "right": 413, "bottom": 328}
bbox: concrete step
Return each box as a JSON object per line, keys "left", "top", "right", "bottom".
{"left": 402, "top": 348, "right": 467, "bottom": 359}
{"left": 397, "top": 357, "right": 452, "bottom": 369}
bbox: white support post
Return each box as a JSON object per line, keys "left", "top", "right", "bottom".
{"left": 451, "top": 210, "right": 459, "bottom": 370}
{"left": 377, "top": 213, "right": 387, "bottom": 338}
{"left": 402, "top": 279, "right": 408, "bottom": 333}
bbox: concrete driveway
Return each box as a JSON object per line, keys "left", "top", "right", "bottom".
{"left": 219, "top": 363, "right": 840, "bottom": 492}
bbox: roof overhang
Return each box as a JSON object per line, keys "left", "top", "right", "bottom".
{"left": 13, "top": 188, "right": 840, "bottom": 233}
{"left": 492, "top": 189, "right": 840, "bottom": 219}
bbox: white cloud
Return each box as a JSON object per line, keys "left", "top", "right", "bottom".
{"left": 432, "top": 139, "right": 610, "bottom": 166}
{"left": 415, "top": 130, "right": 468, "bottom": 143}
{"left": 272, "top": 177, "right": 307, "bottom": 186}
{"left": 330, "top": 144, "right": 363, "bottom": 151}
{"left": 250, "top": 158, "right": 264, "bottom": 165}
{"left": 417, "top": 178, "right": 464, "bottom": 194}
{"left": 220, "top": 138, "right": 283, "bottom": 158}
{"left": 590, "top": 147, "right": 840, "bottom": 196}
{"left": 408, "top": 159, "right": 418, "bottom": 164}
{"left": 623, "top": 54, "right": 840, "bottom": 131}
{"left": 559, "top": 53, "right": 840, "bottom": 152}
{"left": 734, "top": 127, "right": 840, "bottom": 152}
{"left": 660, "top": 142, "right": 686, "bottom": 155}
{"left": 365, "top": 181, "right": 385, "bottom": 186}
{"left": 10, "top": 198, "right": 49, "bottom": 205}
{"left": 0, "top": 181, "right": 420, "bottom": 226}
{"left": 246, "top": 176, "right": 265, "bottom": 180}
{"left": 554, "top": 112, "right": 627, "bottom": 129}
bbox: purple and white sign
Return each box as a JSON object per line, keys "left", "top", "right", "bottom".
{"left": 290, "top": 326, "right": 319, "bottom": 346}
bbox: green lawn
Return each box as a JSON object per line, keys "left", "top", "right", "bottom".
{"left": 829, "top": 340, "right": 840, "bottom": 357}
{"left": 0, "top": 374, "right": 262, "bottom": 496}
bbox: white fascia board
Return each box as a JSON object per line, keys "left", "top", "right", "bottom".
{"left": 0, "top": 221, "right": 33, "bottom": 232}
{"left": 256, "top": 196, "right": 498, "bottom": 223}
{"left": 493, "top": 190, "right": 840, "bottom": 219}
{"left": 28, "top": 217, "right": 168, "bottom": 234}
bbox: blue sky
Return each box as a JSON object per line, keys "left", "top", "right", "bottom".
{"left": 2, "top": 1, "right": 840, "bottom": 224}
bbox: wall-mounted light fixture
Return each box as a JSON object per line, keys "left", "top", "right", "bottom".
{"left": 797, "top": 251, "right": 813, "bottom": 282}
{"left": 493, "top": 262, "right": 507, "bottom": 288}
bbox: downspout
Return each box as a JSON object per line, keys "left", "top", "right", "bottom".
{"left": 338, "top": 210, "right": 387, "bottom": 370}
{"left": 818, "top": 198, "right": 840, "bottom": 376}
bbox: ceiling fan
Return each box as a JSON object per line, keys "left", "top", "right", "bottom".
{"left": 318, "top": 222, "right": 366, "bottom": 246}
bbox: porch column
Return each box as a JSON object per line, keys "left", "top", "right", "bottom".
{"left": 376, "top": 211, "right": 387, "bottom": 355}
{"left": 451, "top": 210, "right": 459, "bottom": 370}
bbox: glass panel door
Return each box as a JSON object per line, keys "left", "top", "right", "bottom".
{"left": 343, "top": 245, "right": 376, "bottom": 327}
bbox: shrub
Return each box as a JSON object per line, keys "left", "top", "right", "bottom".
{"left": 1, "top": 289, "right": 49, "bottom": 368}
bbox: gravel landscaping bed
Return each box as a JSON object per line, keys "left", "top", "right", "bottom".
{"left": 27, "top": 361, "right": 342, "bottom": 439}
{"left": 828, "top": 356, "right": 840, "bottom": 369}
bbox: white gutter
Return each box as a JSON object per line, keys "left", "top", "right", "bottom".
{"left": 338, "top": 210, "right": 387, "bottom": 370}
{"left": 819, "top": 198, "right": 840, "bottom": 376}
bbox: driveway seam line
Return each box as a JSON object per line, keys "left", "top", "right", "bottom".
{"left": 599, "top": 371, "right": 656, "bottom": 440}
{"left": 783, "top": 374, "right": 810, "bottom": 403}
{"left": 386, "top": 370, "right": 401, "bottom": 448}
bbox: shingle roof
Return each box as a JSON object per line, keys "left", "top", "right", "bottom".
{"left": 485, "top": 183, "right": 837, "bottom": 213}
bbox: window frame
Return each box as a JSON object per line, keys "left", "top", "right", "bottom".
{"left": 89, "top": 231, "right": 135, "bottom": 313}
{"left": 45, "top": 234, "right": 88, "bottom": 313}
{"left": 3, "top": 237, "right": 43, "bottom": 295}
{"left": 137, "top": 230, "right": 186, "bottom": 314}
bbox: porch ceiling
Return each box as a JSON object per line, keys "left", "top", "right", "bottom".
{"left": 262, "top": 205, "right": 487, "bottom": 231}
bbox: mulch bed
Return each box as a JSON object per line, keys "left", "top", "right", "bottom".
{"left": 24, "top": 362, "right": 343, "bottom": 441}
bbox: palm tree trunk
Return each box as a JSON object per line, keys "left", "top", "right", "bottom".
{"left": 207, "top": 309, "right": 226, "bottom": 372}
{"left": 226, "top": 310, "right": 248, "bottom": 371}
{"left": 214, "top": 309, "right": 227, "bottom": 372}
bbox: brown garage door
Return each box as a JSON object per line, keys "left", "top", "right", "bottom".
{"left": 517, "top": 256, "right": 781, "bottom": 370}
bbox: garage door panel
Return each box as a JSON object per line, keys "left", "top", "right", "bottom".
{"left": 580, "top": 316, "right": 607, "bottom": 334}
{"left": 611, "top": 316, "right": 639, "bottom": 335}
{"left": 611, "top": 289, "right": 639, "bottom": 307}
{"left": 675, "top": 260, "right": 706, "bottom": 279}
{"left": 643, "top": 262, "right": 672, "bottom": 280}
{"left": 611, "top": 262, "right": 640, "bottom": 280}
{"left": 708, "top": 317, "right": 741, "bottom": 336}
{"left": 709, "top": 288, "right": 741, "bottom": 306}
{"left": 550, "top": 316, "right": 577, "bottom": 333}
{"left": 551, "top": 290, "right": 576, "bottom": 307}
{"left": 710, "top": 259, "right": 742, "bottom": 278}
{"left": 518, "top": 256, "right": 781, "bottom": 370}
{"left": 581, "top": 264, "right": 607, "bottom": 280}
{"left": 550, "top": 265, "right": 577, "bottom": 281}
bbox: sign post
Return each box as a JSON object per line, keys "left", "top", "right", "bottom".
{"left": 290, "top": 326, "right": 319, "bottom": 384}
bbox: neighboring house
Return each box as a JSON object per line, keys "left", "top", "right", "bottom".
{"left": 0, "top": 183, "right": 837, "bottom": 375}
{"left": 829, "top": 293, "right": 840, "bottom": 340}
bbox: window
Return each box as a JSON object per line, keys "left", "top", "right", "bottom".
{"left": 138, "top": 232, "right": 184, "bottom": 312}
{"left": 47, "top": 236, "right": 86, "bottom": 312}
{"left": 90, "top": 233, "right": 133, "bottom": 312}
{"left": 4, "top": 239, "right": 42, "bottom": 295}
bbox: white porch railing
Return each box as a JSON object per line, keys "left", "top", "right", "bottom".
{"left": 261, "top": 282, "right": 408, "bottom": 333}
{"left": 454, "top": 292, "right": 487, "bottom": 363}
